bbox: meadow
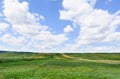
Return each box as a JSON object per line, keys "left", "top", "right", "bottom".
{"left": 0, "top": 51, "right": 120, "bottom": 79}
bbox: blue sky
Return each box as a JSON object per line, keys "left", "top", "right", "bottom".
{"left": 0, "top": 0, "right": 120, "bottom": 52}
{"left": 20, "top": 0, "right": 69, "bottom": 33}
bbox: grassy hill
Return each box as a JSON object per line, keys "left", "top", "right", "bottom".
{"left": 0, "top": 51, "right": 120, "bottom": 79}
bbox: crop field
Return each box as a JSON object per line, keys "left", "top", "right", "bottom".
{"left": 0, "top": 52, "right": 120, "bottom": 79}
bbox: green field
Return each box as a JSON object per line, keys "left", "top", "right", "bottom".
{"left": 0, "top": 52, "right": 120, "bottom": 79}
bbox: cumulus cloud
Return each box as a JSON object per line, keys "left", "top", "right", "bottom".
{"left": 0, "top": 45, "right": 8, "bottom": 51}
{"left": 63, "top": 45, "right": 120, "bottom": 53}
{"left": 0, "top": 0, "right": 68, "bottom": 52}
{"left": 3, "top": 0, "right": 44, "bottom": 37}
{"left": 64, "top": 25, "right": 73, "bottom": 33}
{"left": 0, "top": 0, "right": 119, "bottom": 52}
{"left": 60, "top": 0, "right": 120, "bottom": 52}
{"left": 0, "top": 34, "right": 26, "bottom": 47}
{"left": 0, "top": 22, "right": 9, "bottom": 33}
{"left": 104, "top": 32, "right": 120, "bottom": 42}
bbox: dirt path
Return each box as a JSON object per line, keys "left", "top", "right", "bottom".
{"left": 77, "top": 58, "right": 120, "bottom": 64}
{"left": 61, "top": 54, "right": 120, "bottom": 64}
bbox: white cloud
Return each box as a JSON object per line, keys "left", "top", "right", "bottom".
{"left": 0, "top": 0, "right": 119, "bottom": 52}
{"left": 82, "top": 46, "right": 120, "bottom": 53}
{"left": 0, "top": 0, "right": 68, "bottom": 52}
{"left": 64, "top": 25, "right": 73, "bottom": 33}
{"left": 104, "top": 32, "right": 120, "bottom": 42}
{"left": 3, "top": 0, "right": 44, "bottom": 37}
{"left": 0, "top": 34, "right": 26, "bottom": 47}
{"left": 62, "top": 44, "right": 120, "bottom": 53}
{"left": 60, "top": 0, "right": 93, "bottom": 21}
{"left": 31, "top": 31, "right": 68, "bottom": 51}
{"left": 39, "top": 15, "right": 45, "bottom": 21}
{"left": 0, "top": 45, "right": 7, "bottom": 50}
{"left": 60, "top": 0, "right": 120, "bottom": 52}
{"left": 0, "top": 22, "right": 9, "bottom": 33}
{"left": 89, "top": 46, "right": 120, "bottom": 52}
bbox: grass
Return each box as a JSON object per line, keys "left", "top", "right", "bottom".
{"left": 0, "top": 52, "right": 120, "bottom": 79}
{"left": 66, "top": 53, "right": 120, "bottom": 60}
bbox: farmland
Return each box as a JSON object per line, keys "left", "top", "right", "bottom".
{"left": 0, "top": 52, "right": 120, "bottom": 79}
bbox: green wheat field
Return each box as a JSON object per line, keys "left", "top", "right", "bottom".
{"left": 0, "top": 51, "right": 120, "bottom": 79}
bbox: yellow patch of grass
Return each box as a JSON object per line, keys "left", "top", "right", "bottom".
{"left": 61, "top": 53, "right": 75, "bottom": 59}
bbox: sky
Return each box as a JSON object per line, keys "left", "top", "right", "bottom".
{"left": 0, "top": 0, "right": 120, "bottom": 53}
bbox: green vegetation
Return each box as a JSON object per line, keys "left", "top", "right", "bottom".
{"left": 67, "top": 53, "right": 120, "bottom": 60}
{"left": 0, "top": 52, "right": 120, "bottom": 79}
